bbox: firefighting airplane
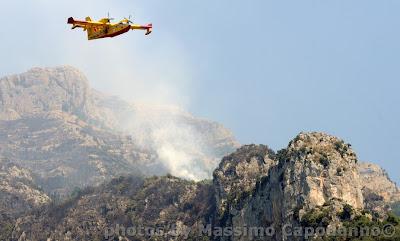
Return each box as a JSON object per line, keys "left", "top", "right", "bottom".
{"left": 67, "top": 15, "right": 152, "bottom": 40}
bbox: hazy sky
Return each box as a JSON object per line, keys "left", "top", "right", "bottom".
{"left": 0, "top": 0, "right": 399, "bottom": 184}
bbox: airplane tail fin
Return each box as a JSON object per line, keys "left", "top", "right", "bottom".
{"left": 67, "top": 17, "right": 74, "bottom": 24}
{"left": 145, "top": 24, "right": 153, "bottom": 35}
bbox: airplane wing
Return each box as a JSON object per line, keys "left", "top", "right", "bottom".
{"left": 67, "top": 17, "right": 105, "bottom": 30}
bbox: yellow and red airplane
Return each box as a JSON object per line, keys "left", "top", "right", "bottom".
{"left": 67, "top": 15, "right": 152, "bottom": 40}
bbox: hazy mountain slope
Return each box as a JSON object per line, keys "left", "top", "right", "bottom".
{"left": 0, "top": 114, "right": 156, "bottom": 197}
{"left": 0, "top": 66, "right": 239, "bottom": 196}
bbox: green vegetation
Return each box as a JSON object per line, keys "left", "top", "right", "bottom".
{"left": 69, "top": 187, "right": 82, "bottom": 200}
{"left": 339, "top": 213, "right": 400, "bottom": 241}
{"left": 301, "top": 208, "right": 331, "bottom": 228}
{"left": 0, "top": 221, "right": 13, "bottom": 241}
{"left": 334, "top": 140, "right": 357, "bottom": 162}
{"left": 301, "top": 204, "right": 400, "bottom": 241}
{"left": 319, "top": 153, "right": 330, "bottom": 168}
{"left": 391, "top": 202, "right": 400, "bottom": 217}
{"left": 334, "top": 140, "right": 349, "bottom": 154}
{"left": 339, "top": 204, "right": 354, "bottom": 221}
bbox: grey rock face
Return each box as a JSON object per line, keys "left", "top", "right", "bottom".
{"left": 213, "top": 144, "right": 277, "bottom": 216}
{"left": 358, "top": 162, "right": 400, "bottom": 212}
{"left": 0, "top": 66, "right": 93, "bottom": 121}
{"left": 214, "top": 132, "right": 364, "bottom": 241}
{"left": 279, "top": 132, "right": 364, "bottom": 210}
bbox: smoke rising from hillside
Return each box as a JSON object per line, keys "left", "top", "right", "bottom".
{"left": 119, "top": 104, "right": 219, "bottom": 181}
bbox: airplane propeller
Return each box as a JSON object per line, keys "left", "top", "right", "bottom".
{"left": 107, "top": 12, "right": 115, "bottom": 21}
{"left": 124, "top": 15, "right": 133, "bottom": 24}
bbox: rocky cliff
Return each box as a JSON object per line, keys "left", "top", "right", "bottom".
{"left": 213, "top": 144, "right": 277, "bottom": 218}
{"left": 214, "top": 132, "right": 366, "bottom": 240}
{"left": 0, "top": 67, "right": 94, "bottom": 121}
{"left": 358, "top": 162, "right": 400, "bottom": 213}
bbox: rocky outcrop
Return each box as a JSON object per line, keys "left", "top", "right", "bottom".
{"left": 0, "top": 66, "right": 94, "bottom": 121}
{"left": 279, "top": 132, "right": 364, "bottom": 209}
{"left": 213, "top": 144, "right": 276, "bottom": 216}
{"left": 358, "top": 162, "right": 400, "bottom": 212}
{"left": 214, "top": 132, "right": 364, "bottom": 240}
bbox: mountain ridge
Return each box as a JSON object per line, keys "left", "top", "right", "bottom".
{"left": 0, "top": 66, "right": 399, "bottom": 240}
{"left": 6, "top": 132, "right": 400, "bottom": 241}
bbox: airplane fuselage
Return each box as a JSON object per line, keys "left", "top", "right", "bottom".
{"left": 88, "top": 23, "right": 131, "bottom": 40}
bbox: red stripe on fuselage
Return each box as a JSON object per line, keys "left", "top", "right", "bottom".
{"left": 97, "top": 26, "right": 131, "bottom": 39}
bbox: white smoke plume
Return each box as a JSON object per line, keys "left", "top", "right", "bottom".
{"left": 119, "top": 103, "right": 219, "bottom": 181}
